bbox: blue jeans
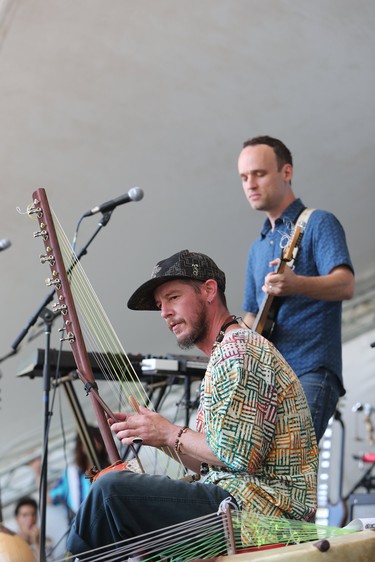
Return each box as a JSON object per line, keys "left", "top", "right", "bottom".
{"left": 299, "top": 368, "right": 342, "bottom": 443}
{"left": 66, "top": 471, "right": 235, "bottom": 559}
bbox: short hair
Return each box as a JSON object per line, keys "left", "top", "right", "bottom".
{"left": 75, "top": 424, "right": 110, "bottom": 472}
{"left": 242, "top": 135, "right": 293, "bottom": 170}
{"left": 14, "top": 496, "right": 38, "bottom": 517}
{"left": 189, "top": 279, "right": 227, "bottom": 308}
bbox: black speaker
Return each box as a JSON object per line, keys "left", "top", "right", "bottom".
{"left": 348, "top": 493, "right": 375, "bottom": 520}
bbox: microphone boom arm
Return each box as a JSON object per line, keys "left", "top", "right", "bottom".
{"left": 9, "top": 211, "right": 113, "bottom": 353}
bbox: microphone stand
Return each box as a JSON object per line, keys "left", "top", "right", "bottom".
{"left": 5, "top": 211, "right": 114, "bottom": 562}
{"left": 38, "top": 306, "right": 54, "bottom": 562}
{"left": 9, "top": 211, "right": 114, "bottom": 353}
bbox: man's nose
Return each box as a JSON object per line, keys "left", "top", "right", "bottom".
{"left": 243, "top": 177, "right": 256, "bottom": 190}
{"left": 160, "top": 304, "right": 172, "bottom": 320}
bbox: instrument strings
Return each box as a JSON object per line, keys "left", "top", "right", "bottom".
{"left": 31, "top": 196, "right": 359, "bottom": 561}
{"left": 47, "top": 207, "right": 184, "bottom": 478}
{"left": 50, "top": 509, "right": 358, "bottom": 562}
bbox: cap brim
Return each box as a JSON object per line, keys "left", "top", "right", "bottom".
{"left": 127, "top": 275, "right": 190, "bottom": 310}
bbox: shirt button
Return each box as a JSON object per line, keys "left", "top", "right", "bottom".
{"left": 270, "top": 240, "right": 274, "bottom": 245}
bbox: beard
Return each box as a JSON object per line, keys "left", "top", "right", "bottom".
{"left": 176, "top": 307, "right": 209, "bottom": 350}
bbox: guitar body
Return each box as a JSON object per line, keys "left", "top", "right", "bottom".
{"left": 253, "top": 290, "right": 281, "bottom": 339}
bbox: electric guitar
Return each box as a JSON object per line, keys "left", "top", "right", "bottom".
{"left": 252, "top": 221, "right": 305, "bottom": 338}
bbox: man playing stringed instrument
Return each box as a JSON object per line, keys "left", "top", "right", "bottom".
{"left": 66, "top": 250, "right": 318, "bottom": 559}
{"left": 238, "top": 136, "right": 354, "bottom": 443}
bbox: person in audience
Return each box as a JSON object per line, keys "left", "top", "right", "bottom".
{"left": 14, "top": 496, "right": 54, "bottom": 561}
{"left": 50, "top": 425, "right": 110, "bottom": 520}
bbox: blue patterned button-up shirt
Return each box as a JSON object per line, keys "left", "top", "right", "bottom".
{"left": 243, "top": 198, "right": 353, "bottom": 389}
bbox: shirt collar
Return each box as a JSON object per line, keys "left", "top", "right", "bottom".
{"left": 260, "top": 198, "right": 305, "bottom": 238}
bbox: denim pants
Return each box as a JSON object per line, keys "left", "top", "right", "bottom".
{"left": 66, "top": 470, "right": 234, "bottom": 559}
{"left": 299, "top": 368, "right": 341, "bottom": 443}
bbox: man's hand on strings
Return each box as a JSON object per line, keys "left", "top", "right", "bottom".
{"left": 264, "top": 261, "right": 354, "bottom": 301}
{"left": 263, "top": 258, "right": 298, "bottom": 296}
{"left": 110, "top": 406, "right": 176, "bottom": 449}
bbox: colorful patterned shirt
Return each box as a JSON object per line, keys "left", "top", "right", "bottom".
{"left": 196, "top": 327, "right": 318, "bottom": 523}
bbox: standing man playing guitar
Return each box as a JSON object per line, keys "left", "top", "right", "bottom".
{"left": 238, "top": 135, "right": 354, "bottom": 443}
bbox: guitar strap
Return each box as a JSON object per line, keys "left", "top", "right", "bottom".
{"left": 285, "top": 207, "right": 315, "bottom": 269}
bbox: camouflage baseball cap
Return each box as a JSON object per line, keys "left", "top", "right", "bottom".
{"left": 127, "top": 249, "right": 226, "bottom": 310}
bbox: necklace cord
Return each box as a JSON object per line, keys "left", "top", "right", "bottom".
{"left": 216, "top": 315, "right": 239, "bottom": 343}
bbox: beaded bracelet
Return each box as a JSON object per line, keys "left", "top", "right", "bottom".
{"left": 174, "top": 425, "right": 189, "bottom": 453}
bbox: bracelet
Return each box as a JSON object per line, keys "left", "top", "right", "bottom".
{"left": 200, "top": 462, "right": 209, "bottom": 475}
{"left": 174, "top": 426, "right": 189, "bottom": 453}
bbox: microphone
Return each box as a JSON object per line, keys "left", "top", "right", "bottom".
{"left": 83, "top": 187, "right": 144, "bottom": 217}
{"left": 0, "top": 239, "right": 11, "bottom": 252}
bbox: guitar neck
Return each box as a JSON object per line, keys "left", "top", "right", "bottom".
{"left": 252, "top": 223, "right": 305, "bottom": 337}
{"left": 252, "top": 257, "right": 287, "bottom": 336}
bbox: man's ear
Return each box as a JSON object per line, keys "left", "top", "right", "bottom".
{"left": 203, "top": 279, "right": 218, "bottom": 303}
{"left": 283, "top": 163, "right": 293, "bottom": 183}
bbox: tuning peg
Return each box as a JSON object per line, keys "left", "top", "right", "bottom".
{"left": 40, "top": 253, "right": 56, "bottom": 265}
{"left": 45, "top": 277, "right": 61, "bottom": 289}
